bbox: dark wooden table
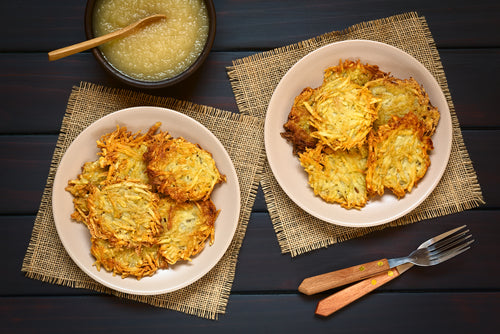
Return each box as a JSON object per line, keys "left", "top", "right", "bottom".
{"left": 2, "top": 1, "right": 499, "bottom": 332}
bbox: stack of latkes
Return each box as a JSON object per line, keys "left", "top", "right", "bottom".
{"left": 281, "top": 60, "right": 439, "bottom": 209}
{"left": 66, "top": 122, "right": 225, "bottom": 279}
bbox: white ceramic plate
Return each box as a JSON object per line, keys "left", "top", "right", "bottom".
{"left": 264, "top": 40, "right": 452, "bottom": 227}
{"left": 53, "top": 106, "right": 240, "bottom": 295}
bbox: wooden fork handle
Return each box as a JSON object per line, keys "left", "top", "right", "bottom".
{"left": 298, "top": 259, "right": 390, "bottom": 295}
{"left": 315, "top": 266, "right": 401, "bottom": 317}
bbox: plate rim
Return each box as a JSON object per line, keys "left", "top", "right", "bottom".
{"left": 52, "top": 106, "right": 240, "bottom": 295}
{"left": 264, "top": 39, "right": 452, "bottom": 227}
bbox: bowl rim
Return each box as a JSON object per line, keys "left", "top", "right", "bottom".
{"left": 84, "top": 0, "right": 216, "bottom": 89}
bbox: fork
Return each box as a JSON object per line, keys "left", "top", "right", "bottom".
{"left": 299, "top": 225, "right": 474, "bottom": 295}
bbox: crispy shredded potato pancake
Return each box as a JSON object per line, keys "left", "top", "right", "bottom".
{"left": 281, "top": 87, "right": 319, "bottom": 154}
{"left": 299, "top": 145, "right": 368, "bottom": 209}
{"left": 366, "top": 112, "right": 434, "bottom": 198}
{"left": 66, "top": 122, "right": 225, "bottom": 279}
{"left": 282, "top": 59, "right": 440, "bottom": 209}
{"left": 97, "top": 122, "right": 171, "bottom": 183}
{"left": 145, "top": 137, "right": 226, "bottom": 202}
{"left": 66, "top": 160, "right": 108, "bottom": 225}
{"left": 91, "top": 237, "right": 165, "bottom": 279}
{"left": 281, "top": 60, "right": 385, "bottom": 155}
{"left": 157, "top": 196, "right": 218, "bottom": 265}
{"left": 366, "top": 77, "right": 440, "bottom": 135}
{"left": 307, "top": 76, "right": 379, "bottom": 150}
{"left": 87, "top": 180, "right": 162, "bottom": 247}
{"left": 323, "top": 59, "right": 386, "bottom": 86}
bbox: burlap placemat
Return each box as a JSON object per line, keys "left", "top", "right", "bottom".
{"left": 21, "top": 81, "right": 265, "bottom": 320}
{"left": 227, "top": 12, "right": 484, "bottom": 257}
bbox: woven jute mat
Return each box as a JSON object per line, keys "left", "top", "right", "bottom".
{"left": 227, "top": 12, "right": 484, "bottom": 257}
{"left": 21, "top": 81, "right": 265, "bottom": 320}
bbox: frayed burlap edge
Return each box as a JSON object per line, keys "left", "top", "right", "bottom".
{"left": 22, "top": 82, "right": 266, "bottom": 319}
{"left": 227, "top": 12, "right": 484, "bottom": 256}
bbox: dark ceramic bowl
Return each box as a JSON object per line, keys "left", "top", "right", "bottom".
{"left": 84, "top": 0, "right": 216, "bottom": 89}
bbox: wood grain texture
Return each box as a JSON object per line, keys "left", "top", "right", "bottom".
{"left": 1, "top": 294, "right": 498, "bottom": 333}
{"left": 4, "top": 211, "right": 499, "bottom": 296}
{"left": 299, "top": 259, "right": 390, "bottom": 295}
{"left": 315, "top": 266, "right": 402, "bottom": 316}
{"left": 1, "top": 50, "right": 498, "bottom": 134}
{"left": 1, "top": 1, "right": 499, "bottom": 51}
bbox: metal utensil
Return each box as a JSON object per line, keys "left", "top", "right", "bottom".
{"left": 299, "top": 225, "right": 474, "bottom": 295}
{"left": 315, "top": 225, "right": 474, "bottom": 316}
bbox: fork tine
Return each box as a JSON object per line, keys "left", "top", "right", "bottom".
{"left": 427, "top": 228, "right": 469, "bottom": 249}
{"left": 429, "top": 237, "right": 474, "bottom": 260}
{"left": 419, "top": 225, "right": 467, "bottom": 249}
{"left": 428, "top": 232, "right": 472, "bottom": 256}
{"left": 428, "top": 239, "right": 474, "bottom": 265}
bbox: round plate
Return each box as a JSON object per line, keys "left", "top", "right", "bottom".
{"left": 264, "top": 40, "right": 452, "bottom": 227}
{"left": 53, "top": 106, "right": 240, "bottom": 295}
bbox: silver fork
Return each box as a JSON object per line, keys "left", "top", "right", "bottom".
{"left": 299, "top": 225, "right": 474, "bottom": 295}
{"left": 388, "top": 225, "right": 473, "bottom": 268}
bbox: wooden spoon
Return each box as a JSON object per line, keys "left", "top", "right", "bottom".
{"left": 48, "top": 14, "right": 167, "bottom": 61}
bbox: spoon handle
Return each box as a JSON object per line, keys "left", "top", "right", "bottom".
{"left": 48, "top": 14, "right": 166, "bottom": 61}
{"left": 48, "top": 31, "right": 126, "bottom": 61}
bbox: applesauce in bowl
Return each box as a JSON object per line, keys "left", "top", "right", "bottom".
{"left": 85, "top": 0, "right": 216, "bottom": 88}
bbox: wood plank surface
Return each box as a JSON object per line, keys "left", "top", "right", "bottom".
{"left": 1, "top": 1, "right": 499, "bottom": 51}
{"left": 1, "top": 50, "right": 500, "bottom": 133}
{"left": 4, "top": 209, "right": 498, "bottom": 296}
{"left": 2, "top": 293, "right": 498, "bottom": 332}
{"left": 1, "top": 0, "right": 499, "bottom": 332}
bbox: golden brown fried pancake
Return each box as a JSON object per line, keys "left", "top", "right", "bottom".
{"left": 366, "top": 112, "right": 434, "bottom": 198}
{"left": 156, "top": 196, "right": 218, "bottom": 265}
{"left": 281, "top": 87, "right": 319, "bottom": 154}
{"left": 91, "top": 237, "right": 165, "bottom": 279}
{"left": 323, "top": 59, "right": 387, "bottom": 86}
{"left": 366, "top": 77, "right": 440, "bottom": 135}
{"left": 281, "top": 60, "right": 440, "bottom": 209}
{"left": 97, "top": 122, "right": 171, "bottom": 184}
{"left": 307, "top": 77, "right": 379, "bottom": 150}
{"left": 299, "top": 144, "right": 369, "bottom": 209}
{"left": 66, "top": 122, "right": 223, "bottom": 279}
{"left": 281, "top": 60, "right": 386, "bottom": 155}
{"left": 87, "top": 180, "right": 162, "bottom": 247}
{"left": 145, "top": 137, "right": 226, "bottom": 202}
{"left": 66, "top": 160, "right": 108, "bottom": 224}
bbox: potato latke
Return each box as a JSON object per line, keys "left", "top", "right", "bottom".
{"left": 366, "top": 77, "right": 440, "bottom": 135}
{"left": 66, "top": 122, "right": 225, "bottom": 279}
{"left": 91, "top": 237, "right": 165, "bottom": 279}
{"left": 323, "top": 59, "right": 386, "bottom": 86}
{"left": 366, "top": 112, "right": 433, "bottom": 198}
{"left": 97, "top": 122, "right": 171, "bottom": 183}
{"left": 145, "top": 137, "right": 226, "bottom": 202}
{"left": 307, "top": 76, "right": 379, "bottom": 150}
{"left": 282, "top": 59, "right": 440, "bottom": 209}
{"left": 157, "top": 196, "right": 218, "bottom": 265}
{"left": 281, "top": 60, "right": 385, "bottom": 155}
{"left": 66, "top": 160, "right": 108, "bottom": 225}
{"left": 281, "top": 87, "right": 319, "bottom": 154}
{"left": 87, "top": 180, "right": 162, "bottom": 247}
{"left": 299, "top": 145, "right": 369, "bottom": 209}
